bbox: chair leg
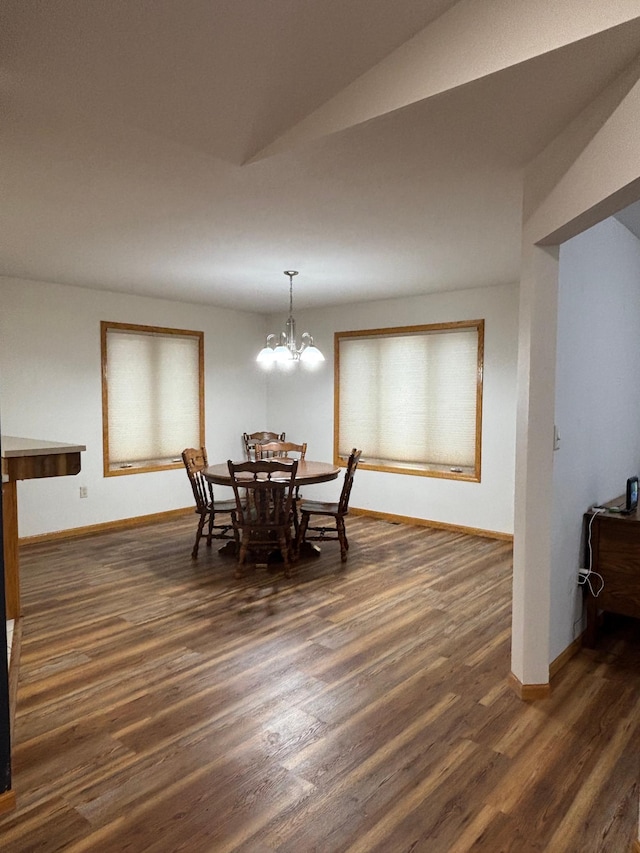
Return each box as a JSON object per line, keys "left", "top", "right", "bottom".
{"left": 337, "top": 516, "right": 348, "bottom": 562}
{"left": 236, "top": 532, "right": 250, "bottom": 578}
{"left": 206, "top": 508, "right": 215, "bottom": 548}
{"left": 192, "top": 512, "right": 207, "bottom": 559}
{"left": 279, "top": 531, "right": 293, "bottom": 577}
{"left": 291, "top": 499, "right": 300, "bottom": 540}
{"left": 231, "top": 511, "right": 240, "bottom": 550}
{"left": 297, "top": 512, "right": 309, "bottom": 555}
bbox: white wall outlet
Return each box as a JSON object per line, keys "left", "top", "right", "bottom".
{"left": 79, "top": 486, "right": 88, "bottom": 499}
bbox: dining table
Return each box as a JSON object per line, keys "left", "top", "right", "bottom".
{"left": 203, "top": 458, "right": 341, "bottom": 559}
{"left": 203, "top": 458, "right": 340, "bottom": 488}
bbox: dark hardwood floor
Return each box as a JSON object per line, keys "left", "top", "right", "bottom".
{"left": 1, "top": 514, "right": 639, "bottom": 852}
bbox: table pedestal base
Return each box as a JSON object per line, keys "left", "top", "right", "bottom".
{"left": 297, "top": 541, "right": 322, "bottom": 559}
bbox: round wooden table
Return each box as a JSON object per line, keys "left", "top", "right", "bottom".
{"left": 203, "top": 459, "right": 340, "bottom": 487}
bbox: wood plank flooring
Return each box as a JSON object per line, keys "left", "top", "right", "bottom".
{"left": 1, "top": 514, "right": 638, "bottom": 852}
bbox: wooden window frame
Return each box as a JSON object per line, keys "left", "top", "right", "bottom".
{"left": 101, "top": 321, "right": 205, "bottom": 477}
{"left": 334, "top": 320, "right": 484, "bottom": 482}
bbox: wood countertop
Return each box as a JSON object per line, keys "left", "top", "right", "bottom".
{"left": 2, "top": 435, "right": 86, "bottom": 457}
{"left": 1, "top": 435, "right": 86, "bottom": 482}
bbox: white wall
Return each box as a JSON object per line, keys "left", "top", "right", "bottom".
{"left": 0, "top": 276, "right": 520, "bottom": 539}
{"left": 551, "top": 217, "right": 640, "bottom": 660}
{"left": 265, "top": 282, "right": 520, "bottom": 536}
{"left": 0, "top": 276, "right": 267, "bottom": 537}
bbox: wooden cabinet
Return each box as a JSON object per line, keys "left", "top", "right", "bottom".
{"left": 0, "top": 437, "right": 13, "bottom": 815}
{"left": 1, "top": 435, "right": 85, "bottom": 813}
{"left": 584, "top": 503, "right": 640, "bottom": 647}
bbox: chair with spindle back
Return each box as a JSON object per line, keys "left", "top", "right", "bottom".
{"left": 181, "top": 447, "right": 238, "bottom": 559}
{"left": 255, "top": 440, "right": 308, "bottom": 532}
{"left": 242, "top": 431, "right": 286, "bottom": 460}
{"left": 297, "top": 449, "right": 362, "bottom": 562}
{"left": 227, "top": 458, "right": 298, "bottom": 577}
{"left": 254, "top": 440, "right": 307, "bottom": 461}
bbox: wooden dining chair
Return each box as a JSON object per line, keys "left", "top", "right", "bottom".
{"left": 255, "top": 441, "right": 308, "bottom": 532}
{"left": 242, "top": 431, "right": 285, "bottom": 460}
{"left": 297, "top": 449, "right": 362, "bottom": 562}
{"left": 227, "top": 458, "right": 298, "bottom": 577}
{"left": 254, "top": 440, "right": 307, "bottom": 460}
{"left": 181, "top": 447, "right": 238, "bottom": 559}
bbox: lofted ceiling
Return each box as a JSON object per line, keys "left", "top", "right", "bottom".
{"left": 616, "top": 199, "right": 640, "bottom": 240}
{"left": 2, "top": 1, "right": 640, "bottom": 312}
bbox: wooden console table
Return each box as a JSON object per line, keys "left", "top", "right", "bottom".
{"left": 583, "top": 498, "right": 640, "bottom": 647}
{"left": 1, "top": 435, "right": 85, "bottom": 814}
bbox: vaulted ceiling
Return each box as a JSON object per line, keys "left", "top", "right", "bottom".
{"left": 2, "top": 1, "right": 640, "bottom": 311}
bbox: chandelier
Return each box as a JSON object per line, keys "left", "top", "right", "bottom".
{"left": 256, "top": 270, "right": 325, "bottom": 368}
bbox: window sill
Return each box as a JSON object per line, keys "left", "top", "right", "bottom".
{"left": 338, "top": 456, "right": 479, "bottom": 482}
{"left": 105, "top": 458, "right": 183, "bottom": 477}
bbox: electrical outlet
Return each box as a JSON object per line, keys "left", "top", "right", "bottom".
{"left": 79, "top": 486, "right": 88, "bottom": 499}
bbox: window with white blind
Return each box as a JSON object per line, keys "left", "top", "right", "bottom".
{"left": 101, "top": 321, "right": 204, "bottom": 476}
{"left": 335, "top": 320, "right": 483, "bottom": 481}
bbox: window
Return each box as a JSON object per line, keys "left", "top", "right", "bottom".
{"left": 335, "top": 320, "right": 483, "bottom": 481}
{"left": 101, "top": 321, "right": 204, "bottom": 476}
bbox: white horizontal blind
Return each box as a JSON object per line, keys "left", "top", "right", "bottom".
{"left": 339, "top": 327, "right": 479, "bottom": 468}
{"left": 106, "top": 327, "right": 201, "bottom": 467}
